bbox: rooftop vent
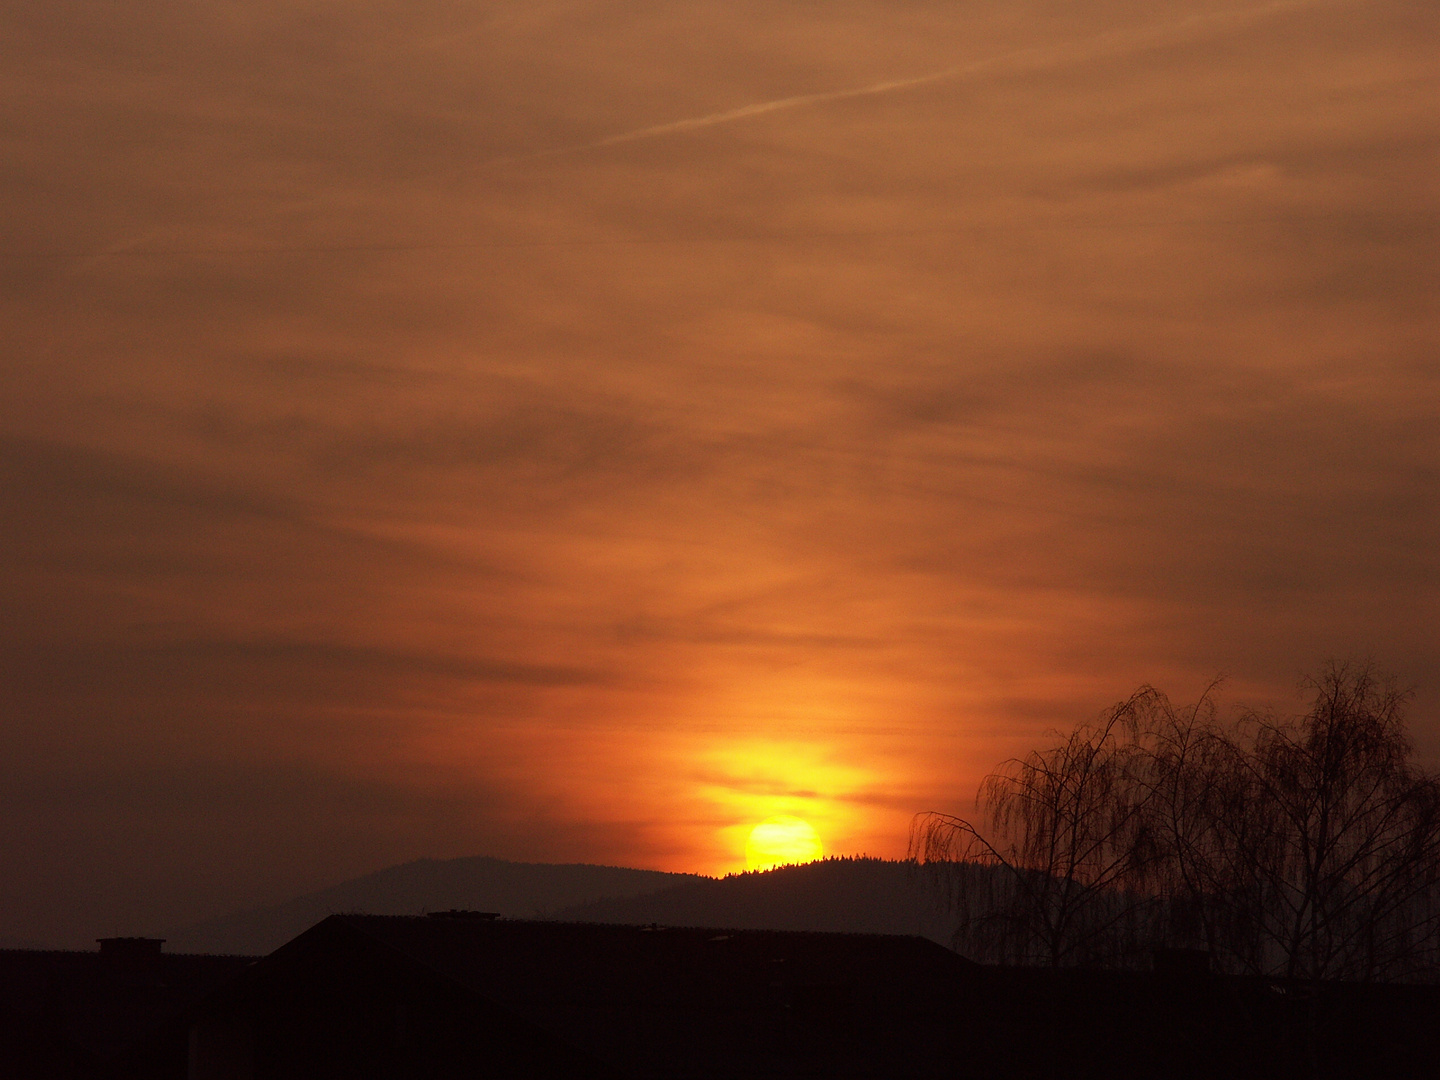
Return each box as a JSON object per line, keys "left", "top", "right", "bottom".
{"left": 427, "top": 910, "right": 500, "bottom": 920}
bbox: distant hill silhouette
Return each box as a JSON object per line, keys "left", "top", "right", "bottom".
{"left": 168, "top": 856, "right": 699, "bottom": 955}
{"left": 551, "top": 857, "right": 957, "bottom": 945}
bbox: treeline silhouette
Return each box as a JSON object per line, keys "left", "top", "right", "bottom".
{"left": 913, "top": 661, "right": 1440, "bottom": 981}
{"left": 553, "top": 856, "right": 955, "bottom": 943}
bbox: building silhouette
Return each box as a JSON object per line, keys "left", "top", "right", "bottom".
{"left": 0, "top": 938, "right": 253, "bottom": 1078}
{"left": 4, "top": 915, "right": 1439, "bottom": 1078}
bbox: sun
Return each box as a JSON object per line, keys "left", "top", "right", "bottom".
{"left": 745, "top": 816, "right": 823, "bottom": 871}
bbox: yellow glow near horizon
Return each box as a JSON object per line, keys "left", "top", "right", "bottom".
{"left": 685, "top": 725, "right": 882, "bottom": 875}
{"left": 745, "top": 816, "right": 823, "bottom": 870}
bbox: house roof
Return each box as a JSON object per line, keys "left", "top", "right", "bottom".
{"left": 0, "top": 944, "right": 256, "bottom": 1074}
{"left": 252, "top": 915, "right": 982, "bottom": 1079}
{"left": 329, "top": 912, "right": 974, "bottom": 1003}
{"left": 117, "top": 914, "right": 1440, "bottom": 1079}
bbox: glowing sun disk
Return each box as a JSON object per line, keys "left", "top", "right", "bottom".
{"left": 745, "top": 816, "right": 823, "bottom": 870}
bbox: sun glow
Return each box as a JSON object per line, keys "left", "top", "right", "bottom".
{"left": 745, "top": 815, "right": 823, "bottom": 871}
{"left": 680, "top": 723, "right": 886, "bottom": 875}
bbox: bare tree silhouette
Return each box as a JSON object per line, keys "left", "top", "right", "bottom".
{"left": 913, "top": 662, "right": 1440, "bottom": 981}
{"left": 1142, "top": 663, "right": 1440, "bottom": 981}
{"left": 910, "top": 694, "right": 1159, "bottom": 966}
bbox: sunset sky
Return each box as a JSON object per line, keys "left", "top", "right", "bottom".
{"left": 2, "top": 0, "right": 1436, "bottom": 947}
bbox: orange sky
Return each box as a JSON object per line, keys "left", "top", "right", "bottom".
{"left": 2, "top": 0, "right": 1437, "bottom": 946}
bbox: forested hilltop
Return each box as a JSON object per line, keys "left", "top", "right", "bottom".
{"left": 552, "top": 857, "right": 956, "bottom": 943}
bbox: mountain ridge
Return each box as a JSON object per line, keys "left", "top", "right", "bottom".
{"left": 168, "top": 854, "right": 961, "bottom": 955}
{"left": 167, "top": 855, "right": 700, "bottom": 955}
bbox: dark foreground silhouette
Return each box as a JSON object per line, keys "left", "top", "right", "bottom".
{"left": 0, "top": 938, "right": 252, "bottom": 1078}
{"left": 6, "top": 915, "right": 1439, "bottom": 1078}
{"left": 915, "top": 664, "right": 1440, "bottom": 980}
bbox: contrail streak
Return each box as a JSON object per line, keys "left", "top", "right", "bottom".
{"left": 528, "top": 0, "right": 1325, "bottom": 158}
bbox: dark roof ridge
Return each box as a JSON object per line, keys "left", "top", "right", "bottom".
{"left": 0, "top": 946, "right": 261, "bottom": 960}
{"left": 332, "top": 911, "right": 950, "bottom": 945}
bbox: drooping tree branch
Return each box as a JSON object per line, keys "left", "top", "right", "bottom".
{"left": 914, "top": 662, "right": 1440, "bottom": 981}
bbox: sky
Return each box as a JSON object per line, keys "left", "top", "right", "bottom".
{"left": 2, "top": 0, "right": 1436, "bottom": 947}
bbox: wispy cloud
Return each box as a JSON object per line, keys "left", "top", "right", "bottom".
{"left": 544, "top": 0, "right": 1329, "bottom": 156}
{"left": 1, "top": 0, "right": 1434, "bottom": 945}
